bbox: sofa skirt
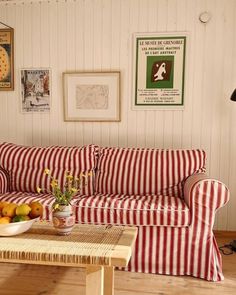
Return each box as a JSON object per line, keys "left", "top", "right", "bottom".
{"left": 125, "top": 226, "right": 223, "bottom": 281}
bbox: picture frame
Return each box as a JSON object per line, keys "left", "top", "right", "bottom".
{"left": 132, "top": 32, "right": 188, "bottom": 110}
{"left": 20, "top": 68, "right": 51, "bottom": 113}
{"left": 0, "top": 28, "right": 14, "bottom": 91}
{"left": 63, "top": 72, "right": 120, "bottom": 122}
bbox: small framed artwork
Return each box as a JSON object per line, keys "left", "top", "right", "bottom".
{"left": 132, "top": 32, "right": 187, "bottom": 110}
{"left": 0, "top": 28, "right": 14, "bottom": 91}
{"left": 63, "top": 72, "right": 120, "bottom": 122}
{"left": 20, "top": 68, "right": 51, "bottom": 113}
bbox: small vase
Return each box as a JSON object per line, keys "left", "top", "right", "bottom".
{"left": 52, "top": 205, "right": 75, "bottom": 235}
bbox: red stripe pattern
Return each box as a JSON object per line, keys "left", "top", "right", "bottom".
{"left": 0, "top": 167, "right": 9, "bottom": 193}
{"left": 74, "top": 194, "right": 190, "bottom": 226}
{"left": 0, "top": 142, "right": 98, "bottom": 195}
{"left": 96, "top": 147, "right": 206, "bottom": 197}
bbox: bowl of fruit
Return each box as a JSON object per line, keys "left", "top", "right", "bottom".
{"left": 0, "top": 201, "right": 43, "bottom": 236}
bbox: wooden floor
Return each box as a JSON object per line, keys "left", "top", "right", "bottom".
{"left": 0, "top": 231, "right": 235, "bottom": 295}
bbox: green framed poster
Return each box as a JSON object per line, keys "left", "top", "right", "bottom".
{"left": 132, "top": 32, "right": 187, "bottom": 110}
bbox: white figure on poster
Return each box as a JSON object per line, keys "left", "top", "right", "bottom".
{"left": 154, "top": 62, "right": 166, "bottom": 81}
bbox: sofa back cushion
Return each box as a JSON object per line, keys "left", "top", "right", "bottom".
{"left": 95, "top": 147, "right": 206, "bottom": 198}
{"left": 0, "top": 142, "right": 98, "bottom": 195}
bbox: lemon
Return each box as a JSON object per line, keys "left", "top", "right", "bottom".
{"left": 16, "top": 204, "right": 31, "bottom": 216}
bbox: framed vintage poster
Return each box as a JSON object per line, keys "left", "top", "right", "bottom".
{"left": 0, "top": 28, "right": 14, "bottom": 91}
{"left": 133, "top": 32, "right": 187, "bottom": 109}
{"left": 20, "top": 68, "right": 51, "bottom": 113}
{"left": 63, "top": 72, "right": 120, "bottom": 122}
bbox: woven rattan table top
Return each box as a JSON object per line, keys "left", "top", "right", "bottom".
{"left": 0, "top": 222, "right": 138, "bottom": 268}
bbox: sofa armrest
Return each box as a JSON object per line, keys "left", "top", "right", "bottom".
{"left": 0, "top": 167, "right": 10, "bottom": 193}
{"left": 183, "top": 173, "right": 230, "bottom": 227}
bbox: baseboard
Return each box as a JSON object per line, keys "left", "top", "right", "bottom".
{"left": 213, "top": 230, "right": 236, "bottom": 238}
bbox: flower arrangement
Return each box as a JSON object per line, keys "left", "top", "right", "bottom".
{"left": 37, "top": 169, "right": 91, "bottom": 211}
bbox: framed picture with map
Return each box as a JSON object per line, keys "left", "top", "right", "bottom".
{"left": 0, "top": 28, "right": 14, "bottom": 91}
{"left": 63, "top": 72, "right": 120, "bottom": 122}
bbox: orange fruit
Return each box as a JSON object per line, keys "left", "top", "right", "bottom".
{"left": 2, "top": 203, "right": 17, "bottom": 218}
{"left": 0, "top": 201, "right": 9, "bottom": 212}
{"left": 29, "top": 201, "right": 43, "bottom": 218}
{"left": 0, "top": 216, "right": 11, "bottom": 224}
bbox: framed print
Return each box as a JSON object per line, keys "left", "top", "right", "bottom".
{"left": 0, "top": 28, "right": 14, "bottom": 91}
{"left": 63, "top": 72, "right": 120, "bottom": 122}
{"left": 20, "top": 68, "right": 51, "bottom": 113}
{"left": 133, "top": 32, "right": 187, "bottom": 110}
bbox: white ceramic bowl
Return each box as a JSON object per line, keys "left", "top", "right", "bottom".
{"left": 0, "top": 217, "right": 39, "bottom": 236}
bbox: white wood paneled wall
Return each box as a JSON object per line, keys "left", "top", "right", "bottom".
{"left": 0, "top": 0, "right": 236, "bottom": 230}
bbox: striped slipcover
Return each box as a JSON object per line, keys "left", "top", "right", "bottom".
{"left": 0, "top": 144, "right": 230, "bottom": 281}
{"left": 0, "top": 167, "right": 9, "bottom": 193}
{"left": 93, "top": 147, "right": 229, "bottom": 281}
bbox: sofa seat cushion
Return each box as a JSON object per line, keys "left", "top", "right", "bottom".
{"left": 0, "top": 142, "right": 99, "bottom": 195}
{"left": 74, "top": 194, "right": 190, "bottom": 227}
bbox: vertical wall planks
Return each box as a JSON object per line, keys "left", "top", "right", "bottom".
{"left": 57, "top": 0, "right": 67, "bottom": 146}
{"left": 74, "top": 0, "right": 85, "bottom": 146}
{"left": 190, "top": 0, "right": 205, "bottom": 150}
{"left": 118, "top": 0, "right": 130, "bottom": 148}
{"left": 40, "top": 1, "right": 50, "bottom": 146}
{"left": 23, "top": 2, "right": 33, "bottom": 145}
{"left": 65, "top": 0, "right": 77, "bottom": 146}
{"left": 48, "top": 0, "right": 60, "bottom": 145}
{"left": 217, "top": 0, "right": 235, "bottom": 230}
{"left": 15, "top": 3, "right": 25, "bottom": 145}
{"left": 228, "top": 0, "right": 236, "bottom": 231}
{"left": 31, "top": 1, "right": 42, "bottom": 146}
{"left": 100, "top": 0, "right": 112, "bottom": 147}
{"left": 91, "top": 0, "right": 102, "bottom": 146}
{"left": 109, "top": 0, "right": 120, "bottom": 148}
{"left": 83, "top": 0, "right": 94, "bottom": 145}
{"left": 181, "top": 0, "right": 195, "bottom": 149}
{"left": 127, "top": 0, "right": 139, "bottom": 148}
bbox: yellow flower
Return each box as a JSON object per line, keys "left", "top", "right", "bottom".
{"left": 50, "top": 179, "right": 58, "bottom": 188}
{"left": 71, "top": 188, "right": 78, "bottom": 193}
{"left": 66, "top": 174, "right": 73, "bottom": 181}
{"left": 44, "top": 168, "right": 50, "bottom": 175}
{"left": 37, "top": 187, "right": 42, "bottom": 193}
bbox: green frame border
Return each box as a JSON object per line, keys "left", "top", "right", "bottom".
{"left": 135, "top": 36, "right": 186, "bottom": 106}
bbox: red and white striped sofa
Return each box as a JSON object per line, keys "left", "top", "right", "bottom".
{"left": 0, "top": 142, "right": 230, "bottom": 281}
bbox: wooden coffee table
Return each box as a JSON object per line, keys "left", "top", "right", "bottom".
{"left": 0, "top": 222, "right": 137, "bottom": 295}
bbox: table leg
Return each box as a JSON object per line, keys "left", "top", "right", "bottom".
{"left": 86, "top": 265, "right": 104, "bottom": 295}
{"left": 104, "top": 266, "right": 114, "bottom": 295}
